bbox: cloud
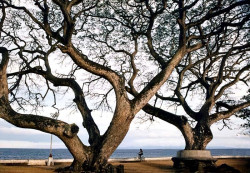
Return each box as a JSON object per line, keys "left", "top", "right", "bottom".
{"left": 208, "top": 136, "right": 250, "bottom": 148}
{"left": 118, "top": 119, "right": 185, "bottom": 149}
{"left": 118, "top": 116, "right": 250, "bottom": 149}
{"left": 0, "top": 140, "right": 66, "bottom": 149}
{"left": 0, "top": 110, "right": 250, "bottom": 149}
{"left": 0, "top": 127, "right": 44, "bottom": 135}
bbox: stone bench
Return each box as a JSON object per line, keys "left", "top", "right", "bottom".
{"left": 172, "top": 150, "right": 217, "bottom": 170}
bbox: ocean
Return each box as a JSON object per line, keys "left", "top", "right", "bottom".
{"left": 0, "top": 148, "right": 249, "bottom": 160}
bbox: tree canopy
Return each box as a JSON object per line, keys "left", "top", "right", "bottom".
{"left": 133, "top": 0, "right": 250, "bottom": 150}
{"left": 0, "top": 0, "right": 249, "bottom": 172}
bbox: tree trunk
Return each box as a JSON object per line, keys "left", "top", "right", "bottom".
{"left": 184, "top": 122, "right": 213, "bottom": 150}
{"left": 173, "top": 121, "right": 216, "bottom": 171}
{"left": 57, "top": 101, "right": 133, "bottom": 172}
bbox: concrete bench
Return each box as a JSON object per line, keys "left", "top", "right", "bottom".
{"left": 172, "top": 150, "right": 217, "bottom": 170}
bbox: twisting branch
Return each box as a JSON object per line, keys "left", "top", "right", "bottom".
{"left": 209, "top": 101, "right": 250, "bottom": 125}
{"left": 0, "top": 47, "right": 83, "bottom": 143}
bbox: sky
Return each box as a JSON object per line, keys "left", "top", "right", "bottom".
{"left": 0, "top": 109, "right": 249, "bottom": 149}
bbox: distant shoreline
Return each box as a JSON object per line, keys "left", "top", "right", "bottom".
{"left": 1, "top": 148, "right": 250, "bottom": 160}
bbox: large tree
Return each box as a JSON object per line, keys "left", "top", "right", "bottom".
{"left": 125, "top": 0, "right": 250, "bottom": 151}
{"left": 0, "top": 0, "right": 190, "bottom": 172}
{"left": 96, "top": 0, "right": 250, "bottom": 151}
{"left": 97, "top": 0, "right": 250, "bottom": 150}
{"left": 0, "top": 0, "right": 249, "bottom": 172}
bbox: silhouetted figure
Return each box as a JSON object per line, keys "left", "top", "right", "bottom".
{"left": 138, "top": 149, "right": 143, "bottom": 161}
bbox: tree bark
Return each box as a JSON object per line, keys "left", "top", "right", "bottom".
{"left": 63, "top": 101, "right": 133, "bottom": 172}
{"left": 141, "top": 101, "right": 213, "bottom": 151}
{"left": 184, "top": 123, "right": 213, "bottom": 150}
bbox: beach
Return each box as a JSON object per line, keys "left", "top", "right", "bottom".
{"left": 0, "top": 158, "right": 249, "bottom": 173}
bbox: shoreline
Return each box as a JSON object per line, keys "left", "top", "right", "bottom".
{"left": 0, "top": 156, "right": 250, "bottom": 166}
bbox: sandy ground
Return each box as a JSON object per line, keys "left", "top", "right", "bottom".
{"left": 0, "top": 158, "right": 249, "bottom": 173}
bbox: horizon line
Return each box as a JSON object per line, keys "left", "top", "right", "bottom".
{"left": 0, "top": 147, "right": 250, "bottom": 149}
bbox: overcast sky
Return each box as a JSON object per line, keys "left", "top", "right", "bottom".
{"left": 0, "top": 109, "right": 249, "bottom": 149}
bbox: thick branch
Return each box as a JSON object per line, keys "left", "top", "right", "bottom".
{"left": 8, "top": 65, "right": 101, "bottom": 146}
{"left": 145, "top": 10, "right": 166, "bottom": 68}
{"left": 0, "top": 47, "right": 9, "bottom": 99}
{"left": 209, "top": 101, "right": 250, "bottom": 125}
{"left": 0, "top": 2, "right": 6, "bottom": 37}
{"left": 187, "top": 0, "right": 250, "bottom": 28}
{"left": 175, "top": 89, "right": 198, "bottom": 120}
{"left": 155, "top": 93, "right": 179, "bottom": 102}
{"left": 59, "top": 44, "right": 129, "bottom": 104}
{"left": 0, "top": 101, "right": 79, "bottom": 138}
{"left": 0, "top": 96, "right": 89, "bottom": 161}
{"left": 142, "top": 103, "right": 194, "bottom": 149}
{"left": 132, "top": 47, "right": 186, "bottom": 114}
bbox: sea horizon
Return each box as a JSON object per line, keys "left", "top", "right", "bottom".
{"left": 0, "top": 148, "right": 249, "bottom": 160}
{"left": 1, "top": 146, "right": 250, "bottom": 149}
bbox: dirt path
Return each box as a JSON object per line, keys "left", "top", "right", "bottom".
{"left": 0, "top": 158, "right": 249, "bottom": 173}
